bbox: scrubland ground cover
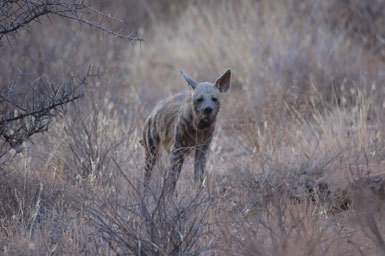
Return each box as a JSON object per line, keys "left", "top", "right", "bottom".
{"left": 1, "top": 0, "right": 385, "bottom": 255}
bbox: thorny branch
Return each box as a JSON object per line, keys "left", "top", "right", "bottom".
{"left": 0, "top": 69, "right": 98, "bottom": 154}
{"left": 0, "top": 0, "right": 141, "bottom": 44}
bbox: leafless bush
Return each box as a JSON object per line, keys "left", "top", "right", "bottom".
{"left": 61, "top": 91, "right": 125, "bottom": 181}
{"left": 0, "top": 70, "right": 97, "bottom": 160}
{"left": 88, "top": 163, "right": 214, "bottom": 255}
{"left": 45, "top": 81, "right": 143, "bottom": 183}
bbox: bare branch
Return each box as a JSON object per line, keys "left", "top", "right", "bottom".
{"left": 0, "top": 0, "right": 142, "bottom": 44}
{"left": 0, "top": 69, "right": 98, "bottom": 152}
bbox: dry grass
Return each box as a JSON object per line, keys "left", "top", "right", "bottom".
{"left": 1, "top": 0, "right": 385, "bottom": 255}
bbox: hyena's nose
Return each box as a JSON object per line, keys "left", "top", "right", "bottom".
{"left": 204, "top": 107, "right": 212, "bottom": 114}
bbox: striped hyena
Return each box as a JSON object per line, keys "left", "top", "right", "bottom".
{"left": 141, "top": 69, "right": 231, "bottom": 193}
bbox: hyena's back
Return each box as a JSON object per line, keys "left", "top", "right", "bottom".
{"left": 142, "top": 92, "right": 189, "bottom": 154}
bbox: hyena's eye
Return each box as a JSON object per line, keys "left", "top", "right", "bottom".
{"left": 212, "top": 97, "right": 218, "bottom": 102}
{"left": 196, "top": 97, "right": 204, "bottom": 103}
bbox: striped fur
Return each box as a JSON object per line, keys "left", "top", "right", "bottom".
{"left": 142, "top": 69, "right": 231, "bottom": 194}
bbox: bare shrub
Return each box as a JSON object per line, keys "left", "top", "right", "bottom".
{"left": 0, "top": 70, "right": 96, "bottom": 161}
{"left": 43, "top": 81, "right": 143, "bottom": 183}
{"left": 88, "top": 164, "right": 214, "bottom": 255}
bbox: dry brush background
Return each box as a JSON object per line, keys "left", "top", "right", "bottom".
{"left": 1, "top": 0, "right": 385, "bottom": 255}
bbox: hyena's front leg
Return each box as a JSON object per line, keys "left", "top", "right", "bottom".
{"left": 194, "top": 142, "right": 210, "bottom": 187}
{"left": 165, "top": 147, "right": 186, "bottom": 195}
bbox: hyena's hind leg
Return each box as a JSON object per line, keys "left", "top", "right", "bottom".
{"left": 142, "top": 121, "right": 160, "bottom": 189}
{"left": 144, "top": 145, "right": 158, "bottom": 185}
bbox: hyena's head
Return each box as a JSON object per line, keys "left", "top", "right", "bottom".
{"left": 180, "top": 69, "right": 231, "bottom": 129}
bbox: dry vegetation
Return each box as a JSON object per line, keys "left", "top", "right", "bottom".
{"left": 1, "top": 0, "right": 385, "bottom": 255}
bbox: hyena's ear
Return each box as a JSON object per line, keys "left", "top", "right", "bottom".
{"left": 215, "top": 69, "right": 231, "bottom": 93}
{"left": 180, "top": 70, "right": 198, "bottom": 90}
